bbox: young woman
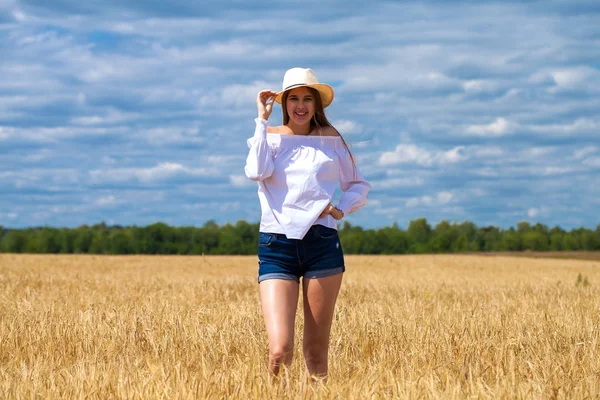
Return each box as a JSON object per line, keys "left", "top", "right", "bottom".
{"left": 245, "top": 68, "right": 370, "bottom": 379}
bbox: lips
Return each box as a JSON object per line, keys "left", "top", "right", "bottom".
{"left": 294, "top": 111, "right": 307, "bottom": 118}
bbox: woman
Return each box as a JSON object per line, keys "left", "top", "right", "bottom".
{"left": 245, "top": 67, "right": 370, "bottom": 379}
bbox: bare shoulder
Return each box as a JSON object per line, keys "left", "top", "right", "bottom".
{"left": 313, "top": 126, "right": 340, "bottom": 137}
{"left": 267, "top": 125, "right": 293, "bottom": 134}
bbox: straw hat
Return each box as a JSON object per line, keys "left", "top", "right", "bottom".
{"left": 274, "top": 68, "right": 334, "bottom": 108}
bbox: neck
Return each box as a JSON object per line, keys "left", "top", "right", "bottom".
{"left": 287, "top": 121, "right": 311, "bottom": 135}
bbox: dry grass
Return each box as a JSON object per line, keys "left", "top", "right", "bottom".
{"left": 474, "top": 251, "right": 600, "bottom": 262}
{"left": 1, "top": 254, "right": 599, "bottom": 399}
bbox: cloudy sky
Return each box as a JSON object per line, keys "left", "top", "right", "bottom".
{"left": 1, "top": 0, "right": 599, "bottom": 230}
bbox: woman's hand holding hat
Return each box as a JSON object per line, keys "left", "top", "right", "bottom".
{"left": 257, "top": 90, "right": 277, "bottom": 121}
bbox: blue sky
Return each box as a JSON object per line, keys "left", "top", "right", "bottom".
{"left": 1, "top": 0, "right": 599, "bottom": 230}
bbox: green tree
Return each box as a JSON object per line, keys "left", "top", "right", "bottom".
{"left": 379, "top": 225, "right": 409, "bottom": 254}
{"left": 218, "top": 223, "right": 244, "bottom": 254}
{"left": 73, "top": 228, "right": 94, "bottom": 253}
{"left": 501, "top": 228, "right": 522, "bottom": 251}
{"left": 532, "top": 223, "right": 549, "bottom": 235}
{"left": 109, "top": 231, "right": 134, "bottom": 254}
{"left": 548, "top": 226, "right": 565, "bottom": 251}
{"left": 549, "top": 233, "right": 563, "bottom": 251}
{"left": 202, "top": 221, "right": 221, "bottom": 254}
{"left": 522, "top": 231, "right": 549, "bottom": 251}
{"left": 431, "top": 220, "right": 454, "bottom": 253}
{"left": 0, "top": 230, "right": 26, "bottom": 253}
{"left": 235, "top": 220, "right": 258, "bottom": 254}
{"left": 578, "top": 229, "right": 600, "bottom": 250}
{"left": 339, "top": 224, "right": 364, "bottom": 254}
{"left": 358, "top": 230, "right": 381, "bottom": 254}
{"left": 89, "top": 230, "right": 109, "bottom": 254}
{"left": 452, "top": 222, "right": 481, "bottom": 252}
{"left": 561, "top": 233, "right": 578, "bottom": 251}
{"left": 36, "top": 228, "right": 61, "bottom": 253}
{"left": 480, "top": 226, "right": 502, "bottom": 251}
{"left": 407, "top": 218, "right": 432, "bottom": 253}
{"left": 517, "top": 221, "right": 531, "bottom": 234}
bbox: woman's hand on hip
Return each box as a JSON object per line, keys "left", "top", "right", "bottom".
{"left": 319, "top": 203, "right": 344, "bottom": 220}
{"left": 257, "top": 90, "right": 277, "bottom": 120}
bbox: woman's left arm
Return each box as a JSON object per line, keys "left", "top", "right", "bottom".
{"left": 336, "top": 143, "right": 371, "bottom": 216}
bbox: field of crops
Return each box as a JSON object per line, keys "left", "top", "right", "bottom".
{"left": 1, "top": 254, "right": 599, "bottom": 398}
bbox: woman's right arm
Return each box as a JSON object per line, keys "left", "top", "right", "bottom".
{"left": 244, "top": 90, "right": 277, "bottom": 181}
{"left": 245, "top": 118, "right": 274, "bottom": 181}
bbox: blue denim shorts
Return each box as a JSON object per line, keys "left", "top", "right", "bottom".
{"left": 257, "top": 224, "right": 345, "bottom": 283}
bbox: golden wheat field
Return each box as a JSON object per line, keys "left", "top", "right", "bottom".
{"left": 0, "top": 254, "right": 599, "bottom": 399}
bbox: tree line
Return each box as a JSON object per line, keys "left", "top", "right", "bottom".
{"left": 0, "top": 219, "right": 599, "bottom": 255}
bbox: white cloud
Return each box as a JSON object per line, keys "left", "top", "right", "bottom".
{"left": 181, "top": 201, "right": 241, "bottom": 213}
{"left": 96, "top": 195, "right": 118, "bottom": 206}
{"left": 0, "top": 169, "right": 81, "bottom": 187}
{"left": 573, "top": 146, "right": 597, "bottom": 160}
{"left": 101, "top": 156, "right": 117, "bottom": 165}
{"left": 530, "top": 66, "right": 600, "bottom": 93}
{"left": 524, "top": 146, "right": 557, "bottom": 157}
{"left": 583, "top": 157, "right": 600, "bottom": 168}
{"left": 0, "top": 212, "right": 18, "bottom": 220}
{"left": 550, "top": 66, "right": 600, "bottom": 91}
{"left": 24, "top": 149, "right": 52, "bottom": 162}
{"left": 1, "top": 1, "right": 599, "bottom": 231}
{"left": 527, "top": 206, "right": 549, "bottom": 218}
{"left": 462, "top": 79, "right": 497, "bottom": 93}
{"left": 379, "top": 145, "right": 430, "bottom": 166}
{"left": 207, "top": 155, "right": 243, "bottom": 165}
{"left": 406, "top": 196, "right": 430, "bottom": 207}
{"left": 89, "top": 162, "right": 213, "bottom": 184}
{"left": 471, "top": 168, "right": 499, "bottom": 177}
{"left": 71, "top": 109, "right": 141, "bottom": 126}
{"left": 379, "top": 144, "right": 465, "bottom": 167}
{"left": 215, "top": 81, "right": 272, "bottom": 108}
{"left": 469, "top": 188, "right": 488, "bottom": 197}
{"left": 334, "top": 120, "right": 362, "bottom": 135}
{"left": 529, "top": 119, "right": 599, "bottom": 135}
{"left": 230, "top": 175, "right": 255, "bottom": 188}
{"left": 375, "top": 177, "right": 424, "bottom": 189}
{"left": 473, "top": 147, "right": 504, "bottom": 157}
{"left": 406, "top": 191, "right": 453, "bottom": 207}
{"left": 465, "top": 118, "right": 516, "bottom": 137}
{"left": 340, "top": 64, "right": 462, "bottom": 93}
{"left": 0, "top": 125, "right": 127, "bottom": 143}
{"left": 0, "top": 0, "right": 17, "bottom": 10}
{"left": 437, "top": 191, "right": 453, "bottom": 205}
{"left": 543, "top": 166, "right": 577, "bottom": 175}
{"left": 11, "top": 9, "right": 27, "bottom": 22}
{"left": 134, "top": 163, "right": 194, "bottom": 182}
{"left": 141, "top": 125, "right": 208, "bottom": 146}
{"left": 443, "top": 146, "right": 465, "bottom": 163}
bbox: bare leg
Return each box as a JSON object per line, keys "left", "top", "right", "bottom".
{"left": 259, "top": 279, "right": 299, "bottom": 375}
{"left": 302, "top": 273, "right": 343, "bottom": 379}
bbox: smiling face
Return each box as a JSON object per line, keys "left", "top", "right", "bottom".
{"left": 284, "top": 87, "right": 316, "bottom": 128}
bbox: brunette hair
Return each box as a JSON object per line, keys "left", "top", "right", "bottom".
{"left": 282, "top": 87, "right": 356, "bottom": 169}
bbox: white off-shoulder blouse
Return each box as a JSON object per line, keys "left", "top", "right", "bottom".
{"left": 245, "top": 118, "right": 370, "bottom": 239}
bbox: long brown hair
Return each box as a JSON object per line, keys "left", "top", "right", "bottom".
{"left": 282, "top": 87, "right": 356, "bottom": 169}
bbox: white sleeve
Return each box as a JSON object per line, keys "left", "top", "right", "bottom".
{"left": 244, "top": 118, "right": 275, "bottom": 181}
{"left": 336, "top": 142, "right": 370, "bottom": 215}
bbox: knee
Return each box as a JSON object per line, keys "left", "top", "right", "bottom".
{"left": 303, "top": 342, "right": 327, "bottom": 364}
{"left": 269, "top": 343, "right": 294, "bottom": 364}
